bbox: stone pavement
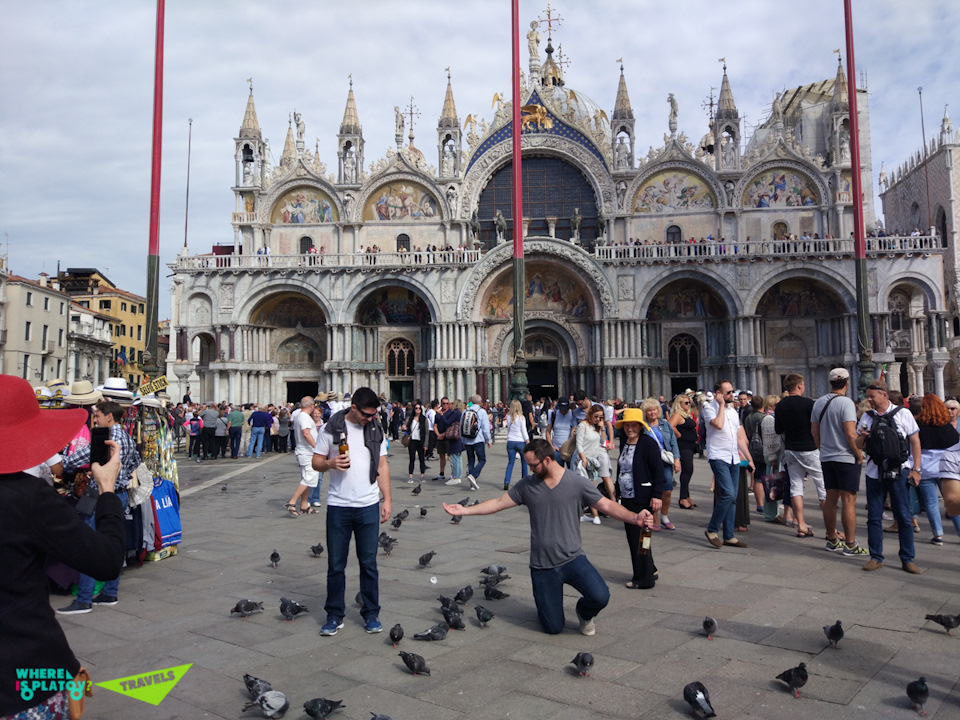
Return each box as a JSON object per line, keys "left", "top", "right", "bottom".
{"left": 54, "top": 442, "right": 960, "bottom": 719}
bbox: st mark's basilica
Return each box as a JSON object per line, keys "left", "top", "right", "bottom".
{"left": 167, "top": 18, "right": 949, "bottom": 405}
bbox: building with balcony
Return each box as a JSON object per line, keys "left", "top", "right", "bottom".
{"left": 168, "top": 27, "right": 947, "bottom": 404}
{"left": 2, "top": 273, "right": 70, "bottom": 384}
{"left": 67, "top": 302, "right": 114, "bottom": 387}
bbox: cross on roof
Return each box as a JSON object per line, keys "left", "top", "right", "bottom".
{"left": 537, "top": 1, "right": 563, "bottom": 37}
{"left": 406, "top": 95, "right": 421, "bottom": 143}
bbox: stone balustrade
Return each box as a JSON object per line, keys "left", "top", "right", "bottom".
{"left": 174, "top": 249, "right": 483, "bottom": 271}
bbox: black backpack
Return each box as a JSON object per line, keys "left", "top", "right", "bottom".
{"left": 864, "top": 406, "right": 911, "bottom": 479}
{"left": 748, "top": 416, "right": 764, "bottom": 460}
{"left": 460, "top": 408, "right": 480, "bottom": 439}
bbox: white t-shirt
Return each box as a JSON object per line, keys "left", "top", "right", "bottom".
{"left": 293, "top": 411, "right": 317, "bottom": 459}
{"left": 856, "top": 404, "right": 919, "bottom": 478}
{"left": 314, "top": 420, "right": 388, "bottom": 508}
{"left": 425, "top": 408, "right": 436, "bottom": 431}
{"left": 702, "top": 401, "right": 741, "bottom": 464}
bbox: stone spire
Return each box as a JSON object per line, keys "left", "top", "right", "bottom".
{"left": 239, "top": 82, "right": 261, "bottom": 138}
{"left": 280, "top": 117, "right": 297, "bottom": 168}
{"left": 831, "top": 56, "right": 849, "bottom": 112}
{"left": 612, "top": 63, "right": 633, "bottom": 120}
{"left": 340, "top": 77, "right": 361, "bottom": 135}
{"left": 716, "top": 62, "right": 738, "bottom": 121}
{"left": 440, "top": 71, "right": 458, "bottom": 127}
{"left": 940, "top": 104, "right": 954, "bottom": 144}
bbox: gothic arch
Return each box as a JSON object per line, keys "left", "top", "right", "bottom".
{"left": 491, "top": 317, "right": 585, "bottom": 367}
{"left": 459, "top": 240, "right": 615, "bottom": 319}
{"left": 634, "top": 269, "right": 741, "bottom": 319}
{"left": 745, "top": 267, "right": 855, "bottom": 315}
{"left": 341, "top": 276, "right": 439, "bottom": 326}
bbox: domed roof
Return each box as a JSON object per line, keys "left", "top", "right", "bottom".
{"left": 541, "top": 84, "right": 611, "bottom": 145}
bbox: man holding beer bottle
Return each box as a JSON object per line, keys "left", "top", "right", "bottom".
{"left": 312, "top": 387, "right": 391, "bottom": 636}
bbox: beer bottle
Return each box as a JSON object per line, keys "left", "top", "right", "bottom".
{"left": 338, "top": 432, "right": 350, "bottom": 466}
{"left": 638, "top": 526, "right": 652, "bottom": 556}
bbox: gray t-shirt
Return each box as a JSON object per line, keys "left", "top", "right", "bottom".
{"left": 199, "top": 408, "right": 220, "bottom": 427}
{"left": 549, "top": 409, "right": 577, "bottom": 446}
{"left": 507, "top": 468, "right": 603, "bottom": 570}
{"left": 811, "top": 392, "right": 858, "bottom": 463}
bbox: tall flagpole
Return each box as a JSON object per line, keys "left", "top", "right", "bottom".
{"left": 844, "top": 0, "right": 873, "bottom": 394}
{"left": 144, "top": 0, "right": 165, "bottom": 380}
{"left": 509, "top": 0, "right": 528, "bottom": 401}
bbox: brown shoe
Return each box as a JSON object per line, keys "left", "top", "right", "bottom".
{"left": 862, "top": 559, "right": 884, "bottom": 571}
{"left": 723, "top": 538, "right": 749, "bottom": 548}
{"left": 901, "top": 562, "right": 924, "bottom": 575}
{"left": 883, "top": 523, "right": 898, "bottom": 533}
{"left": 704, "top": 530, "right": 722, "bottom": 548}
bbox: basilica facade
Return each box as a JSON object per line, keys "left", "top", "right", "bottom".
{"left": 167, "top": 27, "right": 948, "bottom": 405}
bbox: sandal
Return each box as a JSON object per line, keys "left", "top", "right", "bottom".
{"left": 284, "top": 503, "right": 299, "bottom": 517}
{"left": 650, "top": 523, "right": 662, "bottom": 532}
{"left": 300, "top": 506, "right": 317, "bottom": 514}
{"left": 796, "top": 527, "right": 814, "bottom": 537}
{"left": 679, "top": 501, "right": 697, "bottom": 509}
{"left": 662, "top": 521, "right": 676, "bottom": 530}
{"left": 735, "top": 525, "right": 749, "bottom": 532}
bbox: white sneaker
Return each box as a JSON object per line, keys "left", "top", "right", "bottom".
{"left": 592, "top": 516, "right": 601, "bottom": 525}
{"left": 444, "top": 477, "right": 462, "bottom": 486}
{"left": 576, "top": 608, "right": 596, "bottom": 636}
{"left": 406, "top": 478, "right": 415, "bottom": 483}
{"left": 580, "top": 515, "right": 592, "bottom": 523}
{"left": 468, "top": 474, "right": 479, "bottom": 490}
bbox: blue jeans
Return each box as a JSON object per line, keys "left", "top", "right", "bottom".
{"left": 505, "top": 441, "right": 528, "bottom": 486}
{"left": 229, "top": 426, "right": 242, "bottom": 457}
{"left": 308, "top": 475, "right": 324, "bottom": 505}
{"left": 917, "top": 475, "right": 944, "bottom": 537}
{"left": 247, "top": 426, "right": 266, "bottom": 457}
{"left": 865, "top": 469, "right": 915, "bottom": 564}
{"left": 529, "top": 554, "right": 610, "bottom": 634}
{"left": 449, "top": 452, "right": 463, "bottom": 479}
{"left": 324, "top": 503, "right": 380, "bottom": 622}
{"left": 553, "top": 450, "right": 567, "bottom": 468}
{"left": 77, "top": 490, "right": 127, "bottom": 602}
{"left": 466, "top": 442, "right": 486, "bottom": 478}
{"left": 707, "top": 459, "right": 738, "bottom": 540}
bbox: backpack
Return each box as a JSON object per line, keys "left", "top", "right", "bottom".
{"left": 460, "top": 408, "right": 480, "bottom": 439}
{"left": 864, "top": 406, "right": 911, "bottom": 478}
{"left": 748, "top": 417, "right": 764, "bottom": 461}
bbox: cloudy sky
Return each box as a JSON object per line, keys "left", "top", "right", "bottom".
{"left": 1, "top": 0, "right": 956, "bottom": 316}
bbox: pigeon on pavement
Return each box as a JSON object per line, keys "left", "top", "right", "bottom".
{"left": 412, "top": 483, "right": 422, "bottom": 495}
{"left": 389, "top": 623, "right": 404, "bottom": 648}
{"left": 478, "top": 573, "right": 509, "bottom": 586}
{"left": 419, "top": 507, "right": 428, "bottom": 517}
{"left": 310, "top": 542, "right": 325, "bottom": 558}
{"left": 906, "top": 676, "right": 929, "bottom": 716}
{"left": 303, "top": 698, "right": 344, "bottom": 719}
{"left": 924, "top": 613, "right": 960, "bottom": 636}
{"left": 475, "top": 605, "right": 494, "bottom": 627}
{"left": 279, "top": 597, "right": 309, "bottom": 622}
{"left": 391, "top": 517, "right": 403, "bottom": 530}
{"left": 570, "top": 652, "right": 594, "bottom": 676}
{"left": 703, "top": 616, "right": 718, "bottom": 640}
{"left": 484, "top": 586, "right": 510, "bottom": 600}
{"left": 369, "top": 715, "right": 393, "bottom": 720}
{"left": 418, "top": 551, "right": 436, "bottom": 568}
{"left": 481, "top": 565, "right": 508, "bottom": 575}
{"left": 437, "top": 595, "right": 458, "bottom": 612}
{"left": 413, "top": 623, "right": 448, "bottom": 641}
{"left": 243, "top": 674, "right": 272, "bottom": 700}
{"left": 231, "top": 600, "right": 264, "bottom": 618}
{"left": 355, "top": 591, "right": 363, "bottom": 606}
{"left": 222, "top": 484, "right": 228, "bottom": 492}
{"left": 398, "top": 651, "right": 431, "bottom": 676}
{"left": 242, "top": 690, "right": 290, "bottom": 718}
{"left": 398, "top": 509, "right": 410, "bottom": 520}
{"left": 450, "top": 514, "right": 462, "bottom": 524}
{"left": 441, "top": 606, "right": 465, "bottom": 630}
{"left": 682, "top": 681, "right": 717, "bottom": 718}
{"left": 776, "top": 662, "right": 808, "bottom": 698}
{"left": 454, "top": 585, "right": 474, "bottom": 605}
{"left": 823, "top": 620, "right": 844, "bottom": 649}
{"left": 269, "top": 549, "right": 280, "bottom": 568}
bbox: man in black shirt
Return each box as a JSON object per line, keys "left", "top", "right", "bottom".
{"left": 774, "top": 373, "right": 825, "bottom": 538}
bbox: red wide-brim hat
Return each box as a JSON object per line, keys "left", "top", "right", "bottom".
{"left": 0, "top": 374, "right": 88, "bottom": 474}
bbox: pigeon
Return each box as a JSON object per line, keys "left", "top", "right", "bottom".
{"left": 454, "top": 585, "right": 474, "bottom": 605}
{"left": 413, "top": 623, "right": 448, "bottom": 641}
{"left": 450, "top": 514, "right": 462, "bottom": 524}
{"left": 398, "top": 650, "right": 430, "bottom": 676}
{"left": 823, "top": 620, "right": 844, "bottom": 649}
{"left": 389, "top": 623, "right": 404, "bottom": 648}
{"left": 391, "top": 517, "right": 403, "bottom": 530}
{"left": 355, "top": 591, "right": 363, "bottom": 606}
{"left": 441, "top": 606, "right": 466, "bottom": 630}
{"left": 682, "top": 681, "right": 717, "bottom": 718}
{"left": 475, "top": 605, "right": 494, "bottom": 627}
{"left": 419, "top": 507, "right": 428, "bottom": 517}
{"left": 924, "top": 612, "right": 960, "bottom": 636}
{"left": 481, "top": 564, "right": 508, "bottom": 575}
{"left": 484, "top": 586, "right": 510, "bottom": 600}
{"left": 437, "top": 595, "right": 459, "bottom": 612}
{"left": 418, "top": 551, "right": 436, "bottom": 568}
{"left": 412, "top": 483, "right": 422, "bottom": 495}
{"left": 776, "top": 662, "right": 808, "bottom": 698}
{"left": 398, "top": 509, "right": 410, "bottom": 520}
{"left": 470, "top": 499, "right": 480, "bottom": 506}
{"left": 242, "top": 690, "right": 290, "bottom": 718}
{"left": 381, "top": 537, "right": 399, "bottom": 555}
{"left": 703, "top": 616, "right": 718, "bottom": 640}
{"left": 269, "top": 549, "right": 280, "bottom": 568}
{"left": 310, "top": 542, "right": 325, "bottom": 558}
{"left": 479, "top": 573, "right": 510, "bottom": 586}
{"left": 370, "top": 715, "right": 393, "bottom": 720}
{"left": 570, "top": 651, "right": 594, "bottom": 676}
{"left": 243, "top": 674, "right": 272, "bottom": 700}
{"left": 279, "top": 597, "right": 309, "bottom": 622}
{"left": 303, "top": 698, "right": 344, "bottom": 719}
{"left": 222, "top": 484, "right": 228, "bottom": 492}
{"left": 906, "top": 676, "right": 929, "bottom": 716}
{"left": 231, "top": 600, "right": 264, "bottom": 618}
{"left": 455, "top": 496, "right": 470, "bottom": 507}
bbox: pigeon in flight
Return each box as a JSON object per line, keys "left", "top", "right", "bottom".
{"left": 303, "top": 697, "right": 344, "bottom": 719}
{"left": 242, "top": 690, "right": 290, "bottom": 718}
{"left": 279, "top": 597, "right": 309, "bottom": 622}
{"left": 570, "top": 651, "right": 594, "bottom": 676}
{"left": 231, "top": 600, "right": 264, "bottom": 618}
{"left": 454, "top": 585, "right": 474, "bottom": 605}
{"left": 310, "top": 542, "right": 325, "bottom": 558}
{"left": 823, "top": 620, "right": 844, "bottom": 649}
{"left": 398, "top": 651, "right": 431, "bottom": 676}
{"left": 682, "top": 681, "right": 716, "bottom": 718}
{"left": 703, "top": 617, "right": 718, "bottom": 640}
{"left": 418, "top": 551, "right": 436, "bottom": 568}
{"left": 412, "top": 483, "right": 422, "bottom": 495}
{"left": 924, "top": 612, "right": 960, "bottom": 636}
{"left": 269, "top": 549, "right": 280, "bottom": 568}
{"left": 484, "top": 586, "right": 510, "bottom": 600}
{"left": 906, "top": 676, "right": 929, "bottom": 716}
{"left": 413, "top": 623, "right": 448, "bottom": 641}
{"left": 776, "top": 662, "right": 808, "bottom": 698}
{"left": 243, "top": 674, "right": 272, "bottom": 700}
{"left": 456, "top": 496, "right": 470, "bottom": 506}
{"left": 475, "top": 605, "right": 494, "bottom": 627}
{"left": 389, "top": 623, "right": 404, "bottom": 648}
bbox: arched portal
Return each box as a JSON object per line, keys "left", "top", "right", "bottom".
{"left": 667, "top": 333, "right": 700, "bottom": 397}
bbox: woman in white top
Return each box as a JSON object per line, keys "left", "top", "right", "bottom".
{"left": 576, "top": 403, "right": 614, "bottom": 525}
{"left": 502, "top": 400, "right": 529, "bottom": 490}
{"left": 403, "top": 402, "right": 427, "bottom": 483}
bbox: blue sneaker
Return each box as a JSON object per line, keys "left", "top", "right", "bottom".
{"left": 320, "top": 618, "right": 344, "bottom": 636}
{"left": 364, "top": 618, "right": 383, "bottom": 634}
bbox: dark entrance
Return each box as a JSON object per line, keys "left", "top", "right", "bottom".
{"left": 527, "top": 360, "right": 559, "bottom": 401}
{"left": 286, "top": 380, "right": 318, "bottom": 404}
{"left": 670, "top": 376, "right": 697, "bottom": 398}
{"left": 389, "top": 380, "right": 414, "bottom": 404}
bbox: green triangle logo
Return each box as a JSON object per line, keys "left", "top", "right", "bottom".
{"left": 95, "top": 663, "right": 192, "bottom": 706}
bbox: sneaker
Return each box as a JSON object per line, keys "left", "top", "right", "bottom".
{"left": 580, "top": 515, "right": 592, "bottom": 523}
{"left": 365, "top": 618, "right": 383, "bottom": 634}
{"left": 842, "top": 543, "right": 868, "bottom": 556}
{"left": 824, "top": 538, "right": 843, "bottom": 552}
{"left": 406, "top": 478, "right": 415, "bottom": 483}
{"left": 444, "top": 477, "right": 462, "bottom": 486}
{"left": 704, "top": 530, "right": 722, "bottom": 548}
{"left": 862, "top": 559, "right": 884, "bottom": 571}
{"left": 432, "top": 474, "right": 445, "bottom": 482}
{"left": 91, "top": 593, "right": 118, "bottom": 605}
{"left": 592, "top": 516, "right": 601, "bottom": 526}
{"left": 931, "top": 536, "right": 944, "bottom": 546}
{"left": 56, "top": 600, "right": 92, "bottom": 615}
{"left": 576, "top": 608, "right": 596, "bottom": 636}
{"left": 320, "top": 618, "right": 344, "bottom": 636}
{"left": 467, "top": 474, "right": 479, "bottom": 490}
{"left": 311, "top": 502, "right": 322, "bottom": 508}
{"left": 901, "top": 562, "right": 924, "bottom": 575}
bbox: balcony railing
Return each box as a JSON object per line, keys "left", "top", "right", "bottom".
{"left": 175, "top": 249, "right": 483, "bottom": 271}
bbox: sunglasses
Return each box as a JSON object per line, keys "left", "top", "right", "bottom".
{"left": 866, "top": 385, "right": 886, "bottom": 392}
{"left": 358, "top": 409, "right": 378, "bottom": 419}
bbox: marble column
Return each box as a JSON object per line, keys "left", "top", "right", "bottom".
{"left": 909, "top": 361, "right": 926, "bottom": 395}
{"left": 933, "top": 360, "right": 947, "bottom": 399}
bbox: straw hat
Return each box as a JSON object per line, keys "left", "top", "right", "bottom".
{"left": 63, "top": 380, "right": 103, "bottom": 406}
{"left": 98, "top": 377, "right": 134, "bottom": 401}
{"left": 614, "top": 407, "right": 651, "bottom": 431}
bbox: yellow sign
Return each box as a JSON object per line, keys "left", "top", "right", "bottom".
{"left": 137, "top": 376, "right": 169, "bottom": 396}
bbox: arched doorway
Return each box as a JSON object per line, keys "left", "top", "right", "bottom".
{"left": 386, "top": 338, "right": 415, "bottom": 403}
{"left": 525, "top": 333, "right": 561, "bottom": 400}
{"left": 668, "top": 333, "right": 700, "bottom": 397}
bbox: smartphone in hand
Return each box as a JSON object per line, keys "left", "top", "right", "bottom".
{"left": 89, "top": 427, "right": 111, "bottom": 466}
